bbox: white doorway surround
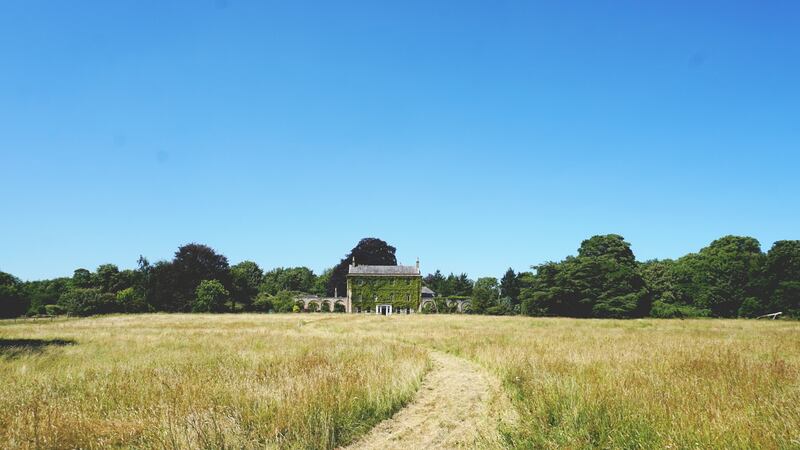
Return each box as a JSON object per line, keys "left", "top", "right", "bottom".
{"left": 376, "top": 304, "right": 393, "bottom": 316}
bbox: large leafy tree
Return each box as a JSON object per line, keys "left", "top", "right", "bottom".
{"left": 143, "top": 260, "right": 181, "bottom": 311}
{"left": 230, "top": 261, "right": 263, "bottom": 310}
{"left": 0, "top": 272, "right": 27, "bottom": 318}
{"left": 673, "top": 236, "right": 766, "bottom": 317}
{"left": 472, "top": 277, "right": 499, "bottom": 314}
{"left": 521, "top": 235, "right": 649, "bottom": 318}
{"left": 327, "top": 238, "right": 397, "bottom": 296}
{"left": 171, "top": 243, "right": 231, "bottom": 311}
{"left": 71, "top": 268, "right": 95, "bottom": 289}
{"left": 764, "top": 240, "right": 800, "bottom": 316}
{"left": 21, "top": 277, "right": 70, "bottom": 315}
{"left": 193, "top": 280, "right": 230, "bottom": 313}
{"left": 261, "top": 267, "right": 316, "bottom": 296}
{"left": 96, "top": 264, "right": 121, "bottom": 293}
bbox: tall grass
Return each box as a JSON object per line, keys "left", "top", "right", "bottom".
{"left": 2, "top": 314, "right": 799, "bottom": 449}
{"left": 0, "top": 315, "right": 428, "bottom": 449}
{"left": 339, "top": 316, "right": 800, "bottom": 449}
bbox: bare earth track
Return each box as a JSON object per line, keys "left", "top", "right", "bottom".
{"left": 344, "top": 350, "right": 514, "bottom": 449}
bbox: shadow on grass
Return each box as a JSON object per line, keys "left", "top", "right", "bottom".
{"left": 0, "top": 338, "right": 76, "bottom": 359}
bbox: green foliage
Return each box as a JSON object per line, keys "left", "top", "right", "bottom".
{"left": 174, "top": 243, "right": 231, "bottom": 311}
{"left": 58, "top": 288, "right": 118, "bottom": 316}
{"left": 260, "top": 267, "right": 316, "bottom": 296}
{"left": 0, "top": 271, "right": 27, "bottom": 318}
{"left": 520, "top": 235, "right": 649, "bottom": 318}
{"left": 738, "top": 297, "right": 764, "bottom": 318}
{"left": 764, "top": 240, "right": 800, "bottom": 317}
{"left": 313, "top": 268, "right": 332, "bottom": 296}
{"left": 649, "top": 300, "right": 710, "bottom": 318}
{"left": 44, "top": 304, "right": 65, "bottom": 316}
{"left": 115, "top": 287, "right": 149, "bottom": 313}
{"left": 230, "top": 261, "right": 263, "bottom": 309}
{"left": 328, "top": 238, "right": 397, "bottom": 297}
{"left": 193, "top": 280, "right": 230, "bottom": 313}
{"left": 252, "top": 290, "right": 298, "bottom": 313}
{"left": 71, "top": 268, "right": 94, "bottom": 289}
{"left": 500, "top": 268, "right": 521, "bottom": 306}
{"left": 350, "top": 276, "right": 421, "bottom": 310}
{"left": 472, "top": 277, "right": 499, "bottom": 314}
{"left": 671, "top": 236, "right": 766, "bottom": 317}
{"left": 22, "top": 277, "right": 70, "bottom": 315}
{"left": 252, "top": 292, "right": 273, "bottom": 312}
{"left": 423, "top": 271, "right": 474, "bottom": 297}
{"left": 96, "top": 264, "right": 121, "bottom": 292}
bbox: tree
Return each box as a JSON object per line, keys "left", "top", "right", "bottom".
{"left": 520, "top": 235, "right": 649, "bottom": 318}
{"left": 230, "top": 261, "right": 263, "bottom": 311}
{"left": 500, "top": 268, "right": 521, "bottom": 306}
{"left": 58, "top": 288, "right": 118, "bottom": 316}
{"left": 193, "top": 280, "right": 230, "bottom": 313}
{"left": 261, "top": 267, "right": 316, "bottom": 296}
{"left": 764, "top": 240, "right": 800, "bottom": 317}
{"left": 172, "top": 243, "right": 231, "bottom": 311}
{"left": 445, "top": 273, "right": 474, "bottom": 297}
{"left": 472, "top": 277, "right": 499, "bottom": 314}
{"left": 313, "top": 268, "right": 332, "bottom": 296}
{"left": 71, "top": 268, "right": 95, "bottom": 289}
{"left": 22, "top": 278, "right": 70, "bottom": 315}
{"left": 96, "top": 264, "right": 121, "bottom": 293}
{"left": 0, "top": 271, "right": 27, "bottom": 318}
{"left": 327, "top": 238, "right": 397, "bottom": 296}
{"left": 672, "top": 236, "right": 766, "bottom": 317}
{"left": 423, "top": 270, "right": 446, "bottom": 295}
{"left": 145, "top": 261, "right": 181, "bottom": 311}
{"left": 115, "top": 287, "right": 149, "bottom": 313}
{"left": 639, "top": 259, "right": 678, "bottom": 305}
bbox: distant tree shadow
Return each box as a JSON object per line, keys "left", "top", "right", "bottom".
{"left": 0, "top": 338, "right": 76, "bottom": 359}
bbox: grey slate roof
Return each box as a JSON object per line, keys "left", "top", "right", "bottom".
{"left": 421, "top": 286, "right": 436, "bottom": 295}
{"left": 348, "top": 265, "right": 420, "bottom": 276}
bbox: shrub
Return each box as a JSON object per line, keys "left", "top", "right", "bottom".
{"left": 193, "top": 280, "right": 230, "bottom": 313}
{"left": 650, "top": 300, "right": 710, "bottom": 318}
{"left": 58, "top": 288, "right": 119, "bottom": 316}
{"left": 44, "top": 304, "right": 65, "bottom": 316}
{"left": 252, "top": 292, "right": 273, "bottom": 312}
{"left": 115, "top": 288, "right": 150, "bottom": 313}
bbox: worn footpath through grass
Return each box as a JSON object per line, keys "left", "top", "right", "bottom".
{"left": 2, "top": 314, "right": 800, "bottom": 449}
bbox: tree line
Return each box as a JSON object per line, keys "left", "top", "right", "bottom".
{"left": 1, "top": 235, "right": 798, "bottom": 318}
{"left": 459, "top": 235, "right": 799, "bottom": 318}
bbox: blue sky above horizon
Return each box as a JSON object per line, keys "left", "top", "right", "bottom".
{"left": 2, "top": 1, "right": 799, "bottom": 281}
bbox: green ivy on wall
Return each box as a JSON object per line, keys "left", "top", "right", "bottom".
{"left": 348, "top": 276, "right": 422, "bottom": 310}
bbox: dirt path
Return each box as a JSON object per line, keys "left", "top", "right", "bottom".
{"left": 344, "top": 351, "right": 514, "bottom": 449}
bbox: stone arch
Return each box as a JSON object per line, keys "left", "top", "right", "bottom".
{"left": 320, "top": 300, "right": 331, "bottom": 312}
{"left": 419, "top": 298, "right": 438, "bottom": 313}
{"left": 306, "top": 300, "right": 321, "bottom": 312}
{"left": 334, "top": 300, "right": 346, "bottom": 313}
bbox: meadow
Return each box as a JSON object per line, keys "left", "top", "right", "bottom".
{"left": 1, "top": 314, "right": 799, "bottom": 449}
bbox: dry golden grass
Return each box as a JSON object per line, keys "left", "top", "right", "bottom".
{"left": 2, "top": 314, "right": 799, "bottom": 449}
{"left": 0, "top": 315, "right": 428, "bottom": 449}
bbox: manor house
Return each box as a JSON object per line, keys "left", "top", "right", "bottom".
{"left": 346, "top": 259, "right": 424, "bottom": 315}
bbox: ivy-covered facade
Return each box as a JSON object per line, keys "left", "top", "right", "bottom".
{"left": 346, "top": 261, "right": 422, "bottom": 314}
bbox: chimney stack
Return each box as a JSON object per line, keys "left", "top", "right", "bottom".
{"left": 416, "top": 257, "right": 420, "bottom": 271}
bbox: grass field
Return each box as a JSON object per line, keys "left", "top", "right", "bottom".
{"left": 2, "top": 314, "right": 799, "bottom": 449}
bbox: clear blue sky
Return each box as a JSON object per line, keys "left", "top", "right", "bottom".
{"left": 2, "top": 1, "right": 799, "bottom": 281}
